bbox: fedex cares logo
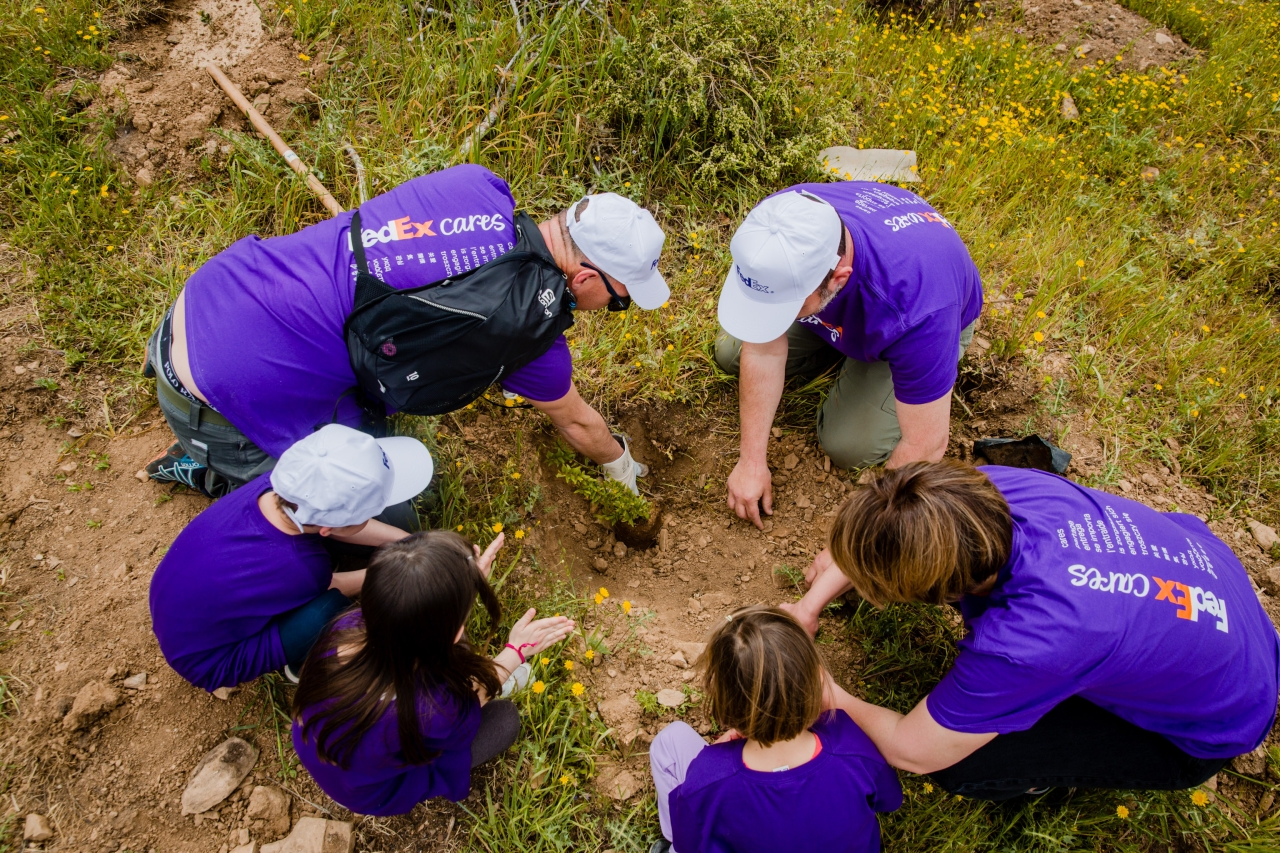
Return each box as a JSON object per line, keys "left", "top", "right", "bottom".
{"left": 355, "top": 212, "right": 507, "bottom": 249}
{"left": 1067, "top": 563, "right": 1228, "bottom": 633}
{"left": 883, "top": 210, "right": 952, "bottom": 233}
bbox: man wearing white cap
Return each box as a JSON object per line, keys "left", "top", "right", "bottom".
{"left": 149, "top": 424, "right": 457, "bottom": 691}
{"left": 715, "top": 183, "right": 983, "bottom": 528}
{"left": 145, "top": 164, "right": 665, "bottom": 497}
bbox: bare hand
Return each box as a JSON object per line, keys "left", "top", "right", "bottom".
{"left": 506, "top": 608, "right": 576, "bottom": 657}
{"left": 804, "top": 548, "right": 837, "bottom": 587}
{"left": 727, "top": 457, "right": 773, "bottom": 530}
{"left": 714, "top": 729, "right": 743, "bottom": 744}
{"left": 778, "top": 600, "right": 820, "bottom": 638}
{"left": 474, "top": 532, "right": 505, "bottom": 580}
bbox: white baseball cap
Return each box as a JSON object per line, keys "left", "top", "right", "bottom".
{"left": 717, "top": 190, "right": 844, "bottom": 344}
{"left": 270, "top": 424, "right": 434, "bottom": 531}
{"left": 566, "top": 193, "right": 669, "bottom": 310}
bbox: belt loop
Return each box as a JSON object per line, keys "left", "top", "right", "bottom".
{"left": 187, "top": 398, "right": 202, "bottom": 431}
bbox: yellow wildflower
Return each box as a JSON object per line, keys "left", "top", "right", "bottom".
{"left": 560, "top": 774, "right": 572, "bottom": 785}
{"left": 511, "top": 471, "right": 521, "bottom": 479}
{"left": 564, "top": 660, "right": 575, "bottom": 671}
{"left": 298, "top": 53, "right": 311, "bottom": 61}
{"left": 1191, "top": 790, "right": 1209, "bottom": 806}
{"left": 531, "top": 680, "right": 546, "bottom": 694}
{"left": 1116, "top": 805, "right": 1130, "bottom": 819}
{"left": 584, "top": 649, "right": 595, "bottom": 660}
{"left": 1154, "top": 384, "right": 1163, "bottom": 391}
{"left": 456, "top": 525, "right": 463, "bottom": 531}
{"left": 1075, "top": 259, "right": 1085, "bottom": 268}
{"left": 1191, "top": 409, "right": 1200, "bottom": 418}
{"left": 621, "top": 600, "right": 632, "bottom": 614}
{"left": 492, "top": 522, "right": 503, "bottom": 533}
{"left": 1033, "top": 332, "right": 1044, "bottom": 343}
{"left": 571, "top": 682, "right": 585, "bottom": 696}
{"left": 514, "top": 529, "right": 525, "bottom": 540}
{"left": 594, "top": 593, "right": 604, "bottom": 605}
{"left": 923, "top": 783, "right": 934, "bottom": 793}
{"left": 599, "top": 587, "right": 609, "bottom": 598}
{"left": 1201, "top": 325, "right": 1211, "bottom": 333}
{"left": 540, "top": 657, "right": 549, "bottom": 666}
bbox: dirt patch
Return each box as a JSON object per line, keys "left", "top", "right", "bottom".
{"left": 1018, "top": 0, "right": 1197, "bottom": 71}
{"left": 91, "top": 0, "right": 325, "bottom": 184}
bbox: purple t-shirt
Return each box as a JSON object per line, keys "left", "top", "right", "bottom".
{"left": 671, "top": 711, "right": 901, "bottom": 853}
{"left": 183, "top": 165, "right": 571, "bottom": 457}
{"left": 148, "top": 475, "right": 332, "bottom": 691}
{"left": 292, "top": 613, "right": 481, "bottom": 816}
{"left": 928, "top": 467, "right": 1280, "bottom": 759}
{"left": 785, "top": 182, "right": 983, "bottom": 405}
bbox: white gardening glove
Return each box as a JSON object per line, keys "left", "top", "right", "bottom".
{"left": 600, "top": 433, "right": 649, "bottom": 496}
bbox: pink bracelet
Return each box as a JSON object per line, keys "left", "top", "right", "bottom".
{"left": 504, "top": 643, "right": 526, "bottom": 663}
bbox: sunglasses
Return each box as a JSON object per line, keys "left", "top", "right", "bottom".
{"left": 582, "top": 262, "right": 631, "bottom": 312}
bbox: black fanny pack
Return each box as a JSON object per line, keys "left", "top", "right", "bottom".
{"left": 342, "top": 210, "right": 576, "bottom": 416}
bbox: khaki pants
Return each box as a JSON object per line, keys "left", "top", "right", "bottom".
{"left": 714, "top": 321, "right": 975, "bottom": 469}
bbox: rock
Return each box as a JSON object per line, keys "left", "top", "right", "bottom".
{"left": 573, "top": 522, "right": 588, "bottom": 534}
{"left": 24, "top": 813, "right": 53, "bottom": 842}
{"left": 132, "top": 115, "right": 151, "bottom": 133}
{"left": 1141, "top": 473, "right": 1162, "bottom": 488}
{"left": 260, "top": 817, "right": 354, "bottom": 853}
{"left": 598, "top": 695, "right": 640, "bottom": 728}
{"left": 587, "top": 539, "right": 601, "bottom": 550}
{"left": 1248, "top": 520, "right": 1278, "bottom": 551}
{"left": 63, "top": 680, "right": 121, "bottom": 731}
{"left": 669, "top": 651, "right": 688, "bottom": 669}
{"left": 57, "top": 461, "right": 77, "bottom": 473}
{"left": 658, "top": 528, "right": 671, "bottom": 551}
{"left": 674, "top": 641, "right": 705, "bottom": 662}
{"left": 247, "top": 786, "right": 292, "bottom": 837}
{"left": 595, "top": 767, "right": 642, "bottom": 801}
{"left": 1060, "top": 95, "right": 1079, "bottom": 120}
{"left": 1140, "top": 166, "right": 1160, "bottom": 182}
{"left": 772, "top": 565, "right": 792, "bottom": 589}
{"left": 1231, "top": 744, "right": 1269, "bottom": 777}
{"left": 783, "top": 453, "right": 799, "bottom": 470}
{"left": 593, "top": 557, "right": 609, "bottom": 572}
{"left": 134, "top": 167, "right": 154, "bottom": 187}
{"left": 1261, "top": 565, "right": 1280, "bottom": 597}
{"left": 613, "top": 541, "right": 627, "bottom": 559}
{"left": 122, "top": 672, "right": 148, "bottom": 689}
{"left": 66, "top": 427, "right": 85, "bottom": 438}
{"left": 1053, "top": 42, "right": 1067, "bottom": 52}
{"left": 687, "top": 597, "right": 702, "bottom": 613}
{"left": 656, "top": 689, "right": 685, "bottom": 709}
{"left": 1075, "top": 42, "right": 1094, "bottom": 57}
{"left": 181, "top": 737, "right": 260, "bottom": 815}
{"left": 231, "top": 844, "right": 258, "bottom": 853}
{"left": 1154, "top": 31, "right": 1175, "bottom": 45}
{"left": 1117, "top": 479, "right": 1133, "bottom": 493}
{"left": 213, "top": 686, "right": 236, "bottom": 700}
{"left": 134, "top": 468, "right": 149, "bottom": 482}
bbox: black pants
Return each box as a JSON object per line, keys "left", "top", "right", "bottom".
{"left": 471, "top": 700, "right": 521, "bottom": 767}
{"left": 276, "top": 588, "right": 352, "bottom": 669}
{"left": 930, "top": 696, "right": 1230, "bottom": 801}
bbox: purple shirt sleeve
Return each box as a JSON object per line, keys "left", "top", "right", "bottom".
{"left": 927, "top": 648, "right": 1079, "bottom": 735}
{"left": 882, "top": 308, "right": 961, "bottom": 405}
{"left": 500, "top": 335, "right": 573, "bottom": 402}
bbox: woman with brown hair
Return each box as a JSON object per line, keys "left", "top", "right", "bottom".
{"left": 784, "top": 460, "right": 1279, "bottom": 800}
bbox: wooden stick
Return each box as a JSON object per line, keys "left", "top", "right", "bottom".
{"left": 204, "top": 63, "right": 344, "bottom": 217}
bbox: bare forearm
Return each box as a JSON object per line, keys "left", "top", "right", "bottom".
{"left": 827, "top": 681, "right": 919, "bottom": 770}
{"left": 795, "top": 563, "right": 855, "bottom": 623}
{"left": 331, "top": 519, "right": 412, "bottom": 547}
{"left": 885, "top": 434, "right": 947, "bottom": 468}
{"left": 739, "top": 340, "right": 787, "bottom": 463}
{"left": 535, "top": 390, "right": 622, "bottom": 464}
{"left": 886, "top": 394, "right": 952, "bottom": 468}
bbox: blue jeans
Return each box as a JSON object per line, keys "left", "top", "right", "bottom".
{"left": 276, "top": 589, "right": 351, "bottom": 669}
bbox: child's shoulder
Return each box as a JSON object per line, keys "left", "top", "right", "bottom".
{"left": 680, "top": 739, "right": 748, "bottom": 794}
{"left": 813, "top": 710, "right": 890, "bottom": 764}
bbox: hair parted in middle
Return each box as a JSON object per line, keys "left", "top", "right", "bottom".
{"left": 828, "top": 459, "right": 1013, "bottom": 607}
{"left": 700, "top": 605, "right": 826, "bottom": 747}
{"left": 292, "top": 530, "right": 503, "bottom": 770}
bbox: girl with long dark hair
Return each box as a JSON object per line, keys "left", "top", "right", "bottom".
{"left": 291, "top": 530, "right": 574, "bottom": 815}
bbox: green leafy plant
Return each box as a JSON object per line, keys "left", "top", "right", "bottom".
{"left": 545, "top": 440, "right": 651, "bottom": 526}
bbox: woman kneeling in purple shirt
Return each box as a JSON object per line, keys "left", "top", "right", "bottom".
{"left": 291, "top": 531, "right": 574, "bottom": 816}
{"left": 795, "top": 460, "right": 1280, "bottom": 800}
{"left": 649, "top": 606, "right": 901, "bottom": 853}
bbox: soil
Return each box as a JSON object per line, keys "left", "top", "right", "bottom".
{"left": 88, "top": 0, "right": 326, "bottom": 185}
{"left": 1017, "top": 0, "right": 1198, "bottom": 71}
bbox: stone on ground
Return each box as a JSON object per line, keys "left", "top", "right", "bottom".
{"left": 247, "top": 785, "right": 292, "bottom": 837}
{"left": 594, "top": 766, "right": 643, "bottom": 800}
{"left": 1231, "top": 744, "right": 1269, "bottom": 777}
{"left": 1247, "top": 519, "right": 1278, "bottom": 551}
{"left": 260, "top": 817, "right": 355, "bottom": 853}
{"left": 24, "top": 813, "right": 53, "bottom": 842}
{"left": 656, "top": 688, "right": 684, "bottom": 708}
{"left": 122, "top": 671, "right": 148, "bottom": 689}
{"left": 1060, "top": 95, "right": 1079, "bottom": 120}
{"left": 62, "top": 680, "right": 121, "bottom": 731}
{"left": 674, "top": 641, "right": 706, "bottom": 662}
{"left": 182, "top": 737, "right": 260, "bottom": 815}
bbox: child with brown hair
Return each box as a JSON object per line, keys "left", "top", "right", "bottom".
{"left": 648, "top": 606, "right": 901, "bottom": 853}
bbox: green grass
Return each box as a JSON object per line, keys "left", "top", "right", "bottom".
{"left": 4, "top": 0, "right": 1280, "bottom": 848}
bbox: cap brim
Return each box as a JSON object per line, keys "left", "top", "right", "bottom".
{"left": 376, "top": 437, "right": 434, "bottom": 507}
{"left": 625, "top": 267, "right": 670, "bottom": 311}
{"left": 716, "top": 267, "right": 806, "bottom": 344}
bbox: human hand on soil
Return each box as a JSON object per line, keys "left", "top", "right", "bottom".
{"left": 805, "top": 548, "right": 837, "bottom": 587}
{"left": 778, "top": 600, "right": 820, "bottom": 638}
{"left": 506, "top": 608, "right": 575, "bottom": 657}
{"left": 727, "top": 457, "right": 773, "bottom": 529}
{"left": 714, "top": 729, "right": 744, "bottom": 744}
{"left": 473, "top": 532, "right": 504, "bottom": 580}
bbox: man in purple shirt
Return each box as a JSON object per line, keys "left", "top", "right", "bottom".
{"left": 145, "top": 165, "right": 668, "bottom": 497}
{"left": 715, "top": 183, "right": 983, "bottom": 528}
